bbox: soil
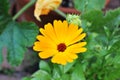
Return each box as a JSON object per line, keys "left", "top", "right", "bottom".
{"left": 0, "top": 0, "right": 120, "bottom": 80}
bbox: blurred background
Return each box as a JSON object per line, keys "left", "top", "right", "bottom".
{"left": 9, "top": 0, "right": 120, "bottom": 9}
{"left": 0, "top": 0, "right": 120, "bottom": 80}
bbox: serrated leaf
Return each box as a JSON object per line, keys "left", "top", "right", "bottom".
{"left": 105, "top": 8, "right": 120, "bottom": 26}
{"left": 105, "top": 40, "right": 120, "bottom": 65}
{"left": 74, "top": 0, "right": 105, "bottom": 12}
{"left": 104, "top": 67, "right": 120, "bottom": 80}
{"left": 81, "top": 8, "right": 120, "bottom": 33}
{"left": 32, "top": 70, "right": 51, "bottom": 80}
{"left": 0, "top": 21, "right": 39, "bottom": 66}
{"left": 0, "top": 0, "right": 10, "bottom": 64}
{"left": 105, "top": 53, "right": 120, "bottom": 66}
{"left": 18, "top": 22, "right": 39, "bottom": 46}
{"left": 39, "top": 60, "right": 51, "bottom": 73}
{"left": 71, "top": 64, "right": 85, "bottom": 80}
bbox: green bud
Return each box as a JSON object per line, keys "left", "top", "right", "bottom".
{"left": 87, "top": 22, "right": 92, "bottom": 27}
{"left": 66, "top": 14, "right": 81, "bottom": 26}
{"left": 95, "top": 45, "right": 102, "bottom": 51}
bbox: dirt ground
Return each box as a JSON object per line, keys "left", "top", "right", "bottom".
{"left": 0, "top": 0, "right": 120, "bottom": 80}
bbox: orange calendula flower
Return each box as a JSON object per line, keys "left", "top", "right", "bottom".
{"left": 34, "top": 0, "right": 62, "bottom": 21}
{"left": 33, "top": 20, "right": 87, "bottom": 65}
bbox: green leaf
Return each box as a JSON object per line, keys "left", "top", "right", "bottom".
{"left": 105, "top": 40, "right": 120, "bottom": 65}
{"left": 0, "top": 0, "right": 11, "bottom": 34}
{"left": 22, "top": 77, "right": 31, "bottom": 80}
{"left": 74, "top": 0, "right": 105, "bottom": 12}
{"left": 105, "top": 9, "right": 120, "bottom": 26}
{"left": 0, "top": 21, "right": 39, "bottom": 66}
{"left": 0, "top": 0, "right": 11, "bottom": 65}
{"left": 18, "top": 22, "right": 39, "bottom": 46}
{"left": 103, "top": 26, "right": 111, "bottom": 38}
{"left": 62, "top": 61, "right": 76, "bottom": 73}
{"left": 0, "top": 0, "right": 9, "bottom": 14}
{"left": 61, "top": 74, "right": 70, "bottom": 80}
{"left": 81, "top": 8, "right": 120, "bottom": 33}
{"left": 52, "top": 64, "right": 61, "bottom": 80}
{"left": 39, "top": 60, "right": 51, "bottom": 73}
{"left": 71, "top": 64, "right": 85, "bottom": 80}
{"left": 0, "top": 45, "right": 3, "bottom": 64}
{"left": 32, "top": 70, "right": 51, "bottom": 80}
{"left": 104, "top": 66, "right": 120, "bottom": 80}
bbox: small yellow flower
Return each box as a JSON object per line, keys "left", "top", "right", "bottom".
{"left": 33, "top": 20, "right": 87, "bottom": 65}
{"left": 34, "top": 0, "right": 62, "bottom": 21}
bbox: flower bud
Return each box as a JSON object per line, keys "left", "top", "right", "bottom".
{"left": 66, "top": 14, "right": 81, "bottom": 26}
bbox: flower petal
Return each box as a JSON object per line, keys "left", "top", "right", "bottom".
{"left": 33, "top": 20, "right": 87, "bottom": 65}
{"left": 54, "top": 20, "right": 66, "bottom": 42}
{"left": 72, "top": 48, "right": 87, "bottom": 53}
{"left": 65, "top": 55, "right": 74, "bottom": 62}
{"left": 68, "top": 53, "right": 78, "bottom": 59}
{"left": 66, "top": 42, "right": 87, "bottom": 53}
{"left": 39, "top": 49, "right": 58, "bottom": 59}
{"left": 70, "top": 33, "right": 86, "bottom": 45}
{"left": 68, "top": 42, "right": 87, "bottom": 48}
{"left": 51, "top": 53, "right": 67, "bottom": 65}
{"left": 35, "top": 35, "right": 57, "bottom": 51}
{"left": 34, "top": 0, "right": 62, "bottom": 21}
{"left": 65, "top": 25, "right": 83, "bottom": 45}
{"left": 33, "top": 41, "right": 42, "bottom": 51}
{"left": 40, "top": 23, "right": 59, "bottom": 44}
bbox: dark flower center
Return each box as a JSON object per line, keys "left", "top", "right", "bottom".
{"left": 57, "top": 43, "right": 66, "bottom": 52}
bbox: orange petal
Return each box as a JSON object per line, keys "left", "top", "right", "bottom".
{"left": 66, "top": 42, "right": 87, "bottom": 53}
{"left": 39, "top": 49, "right": 58, "bottom": 59}
{"left": 65, "top": 24, "right": 81, "bottom": 45}
{"left": 40, "top": 24, "right": 60, "bottom": 44}
{"left": 70, "top": 33, "right": 86, "bottom": 45}
{"left": 51, "top": 53, "right": 67, "bottom": 65}
{"left": 34, "top": 0, "right": 62, "bottom": 21}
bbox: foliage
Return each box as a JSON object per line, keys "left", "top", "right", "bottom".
{"left": 74, "top": 0, "right": 106, "bottom": 12}
{"left": 25, "top": 0, "right": 120, "bottom": 80}
{"left": 0, "top": 0, "right": 10, "bottom": 64}
{"left": 81, "top": 8, "right": 120, "bottom": 32}
{"left": 0, "top": 0, "right": 39, "bottom": 66}
{"left": 1, "top": 0, "right": 120, "bottom": 80}
{"left": 79, "top": 6, "right": 120, "bottom": 80}
{"left": 23, "top": 60, "right": 86, "bottom": 80}
{"left": 0, "top": 0, "right": 11, "bottom": 34}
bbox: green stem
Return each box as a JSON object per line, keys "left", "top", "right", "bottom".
{"left": 54, "top": 9, "right": 66, "bottom": 18}
{"left": 62, "top": 65, "right": 65, "bottom": 74}
{"left": 12, "top": 0, "right": 36, "bottom": 21}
